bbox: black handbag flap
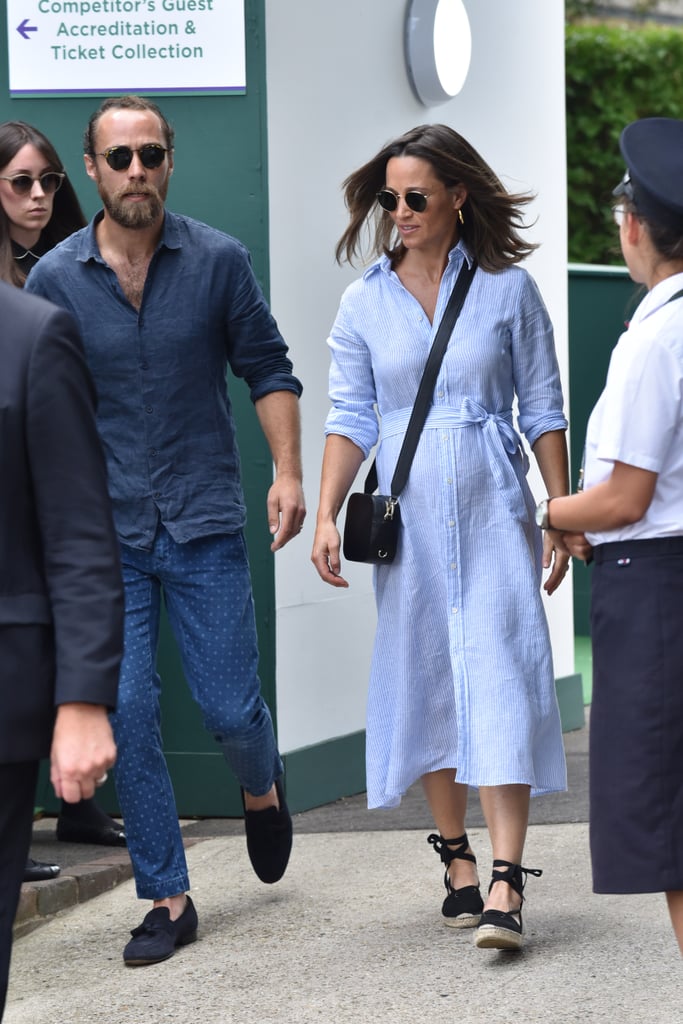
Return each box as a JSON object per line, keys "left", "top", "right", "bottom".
{"left": 343, "top": 492, "right": 400, "bottom": 564}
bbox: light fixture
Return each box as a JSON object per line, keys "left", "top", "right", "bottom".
{"left": 405, "top": 0, "right": 472, "bottom": 107}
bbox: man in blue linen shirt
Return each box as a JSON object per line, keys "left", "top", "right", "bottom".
{"left": 26, "top": 94, "right": 306, "bottom": 968}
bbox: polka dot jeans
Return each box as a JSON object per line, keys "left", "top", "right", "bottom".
{"left": 112, "top": 526, "right": 283, "bottom": 900}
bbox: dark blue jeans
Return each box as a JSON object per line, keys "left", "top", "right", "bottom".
{"left": 113, "top": 526, "right": 282, "bottom": 900}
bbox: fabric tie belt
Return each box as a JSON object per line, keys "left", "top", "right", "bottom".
{"left": 380, "top": 400, "right": 529, "bottom": 521}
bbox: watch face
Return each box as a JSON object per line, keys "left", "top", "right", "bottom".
{"left": 535, "top": 501, "right": 546, "bottom": 528}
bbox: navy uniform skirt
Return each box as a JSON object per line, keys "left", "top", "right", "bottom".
{"left": 590, "top": 536, "right": 683, "bottom": 894}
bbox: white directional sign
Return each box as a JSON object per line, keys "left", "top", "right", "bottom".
{"left": 7, "top": 0, "right": 246, "bottom": 97}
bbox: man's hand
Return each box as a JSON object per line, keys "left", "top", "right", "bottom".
{"left": 268, "top": 473, "right": 306, "bottom": 551}
{"left": 50, "top": 702, "right": 116, "bottom": 803}
{"left": 253, "top": 391, "right": 306, "bottom": 551}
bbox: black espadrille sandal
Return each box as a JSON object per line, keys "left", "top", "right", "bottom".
{"left": 474, "top": 859, "right": 542, "bottom": 950}
{"left": 427, "top": 832, "right": 484, "bottom": 929}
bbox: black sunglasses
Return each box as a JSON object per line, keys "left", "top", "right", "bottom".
{"left": 0, "top": 172, "right": 65, "bottom": 196}
{"left": 376, "top": 189, "right": 435, "bottom": 213}
{"left": 96, "top": 144, "right": 168, "bottom": 172}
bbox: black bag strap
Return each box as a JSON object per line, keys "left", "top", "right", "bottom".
{"left": 364, "top": 258, "right": 476, "bottom": 496}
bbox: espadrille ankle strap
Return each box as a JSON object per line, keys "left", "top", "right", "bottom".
{"left": 427, "top": 832, "right": 477, "bottom": 867}
{"left": 488, "top": 859, "right": 542, "bottom": 900}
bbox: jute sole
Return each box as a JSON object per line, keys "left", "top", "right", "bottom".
{"left": 473, "top": 924, "right": 523, "bottom": 950}
{"left": 443, "top": 913, "right": 482, "bottom": 930}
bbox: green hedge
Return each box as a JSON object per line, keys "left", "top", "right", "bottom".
{"left": 566, "top": 23, "right": 683, "bottom": 264}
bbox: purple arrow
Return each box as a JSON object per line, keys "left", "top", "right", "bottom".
{"left": 17, "top": 19, "right": 38, "bottom": 40}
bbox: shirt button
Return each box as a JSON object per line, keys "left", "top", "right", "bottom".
{"left": 153, "top": 491, "right": 161, "bottom": 499}
{"left": 446, "top": 477, "right": 453, "bottom": 485}
{"left": 450, "top": 562, "right": 457, "bottom": 570}
{"left": 448, "top": 520, "right": 455, "bottom": 527}
{"left": 145, "top": 405, "right": 153, "bottom": 414}
{"left": 141, "top": 362, "right": 149, "bottom": 370}
{"left": 150, "top": 449, "right": 157, "bottom": 457}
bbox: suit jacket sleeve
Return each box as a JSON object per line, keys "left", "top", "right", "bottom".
{"left": 26, "top": 305, "right": 124, "bottom": 710}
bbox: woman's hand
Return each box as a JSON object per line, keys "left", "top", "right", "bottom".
{"left": 541, "top": 529, "right": 571, "bottom": 595}
{"left": 531, "top": 429, "right": 571, "bottom": 596}
{"left": 312, "top": 434, "right": 366, "bottom": 587}
{"left": 311, "top": 519, "right": 350, "bottom": 588}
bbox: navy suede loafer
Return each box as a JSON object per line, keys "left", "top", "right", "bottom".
{"left": 242, "top": 777, "right": 293, "bottom": 884}
{"left": 123, "top": 896, "right": 198, "bottom": 966}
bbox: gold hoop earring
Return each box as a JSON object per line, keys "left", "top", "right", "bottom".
{"left": 458, "top": 208, "right": 464, "bottom": 226}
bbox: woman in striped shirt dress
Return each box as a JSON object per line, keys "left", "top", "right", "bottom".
{"left": 312, "top": 124, "right": 570, "bottom": 950}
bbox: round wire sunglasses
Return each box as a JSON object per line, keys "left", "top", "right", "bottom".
{"left": 0, "top": 172, "right": 65, "bottom": 196}
{"left": 376, "top": 188, "right": 443, "bottom": 213}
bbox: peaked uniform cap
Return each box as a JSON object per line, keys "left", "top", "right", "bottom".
{"left": 614, "top": 117, "right": 683, "bottom": 228}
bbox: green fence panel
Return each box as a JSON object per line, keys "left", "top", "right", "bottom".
{"left": 567, "top": 263, "right": 641, "bottom": 636}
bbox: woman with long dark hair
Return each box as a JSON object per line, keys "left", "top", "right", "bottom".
{"left": 0, "top": 121, "right": 86, "bottom": 285}
{"left": 312, "top": 124, "right": 570, "bottom": 951}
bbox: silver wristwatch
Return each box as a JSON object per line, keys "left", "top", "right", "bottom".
{"left": 535, "top": 498, "right": 552, "bottom": 530}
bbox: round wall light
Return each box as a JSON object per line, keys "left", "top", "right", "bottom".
{"left": 405, "top": 0, "right": 472, "bottom": 107}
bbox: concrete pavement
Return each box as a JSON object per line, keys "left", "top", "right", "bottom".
{"left": 15, "top": 719, "right": 590, "bottom": 937}
{"left": 7, "top": 717, "right": 682, "bottom": 1023}
{"left": 6, "top": 825, "right": 682, "bottom": 1024}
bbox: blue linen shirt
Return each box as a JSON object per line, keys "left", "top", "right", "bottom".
{"left": 26, "top": 210, "right": 302, "bottom": 550}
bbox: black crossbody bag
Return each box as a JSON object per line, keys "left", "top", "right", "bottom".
{"left": 343, "top": 260, "right": 476, "bottom": 564}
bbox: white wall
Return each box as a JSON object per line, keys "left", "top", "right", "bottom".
{"left": 265, "top": 0, "right": 573, "bottom": 754}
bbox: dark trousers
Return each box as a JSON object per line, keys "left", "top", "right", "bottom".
{"left": 0, "top": 761, "right": 38, "bottom": 1020}
{"left": 590, "top": 537, "right": 683, "bottom": 893}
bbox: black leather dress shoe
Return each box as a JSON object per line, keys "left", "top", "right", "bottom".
{"left": 56, "top": 816, "right": 126, "bottom": 847}
{"left": 24, "top": 858, "right": 61, "bottom": 883}
{"left": 242, "top": 776, "right": 293, "bottom": 884}
{"left": 123, "top": 896, "right": 198, "bottom": 966}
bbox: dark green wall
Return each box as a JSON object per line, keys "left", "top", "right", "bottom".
{"left": 567, "top": 265, "right": 642, "bottom": 636}
{"left": 8, "top": 1, "right": 279, "bottom": 817}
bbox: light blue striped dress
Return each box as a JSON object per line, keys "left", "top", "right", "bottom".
{"left": 326, "top": 243, "right": 568, "bottom": 808}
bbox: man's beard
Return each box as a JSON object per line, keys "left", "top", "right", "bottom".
{"left": 99, "top": 179, "right": 168, "bottom": 229}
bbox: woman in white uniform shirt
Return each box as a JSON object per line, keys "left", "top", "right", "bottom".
{"left": 539, "top": 117, "right": 683, "bottom": 956}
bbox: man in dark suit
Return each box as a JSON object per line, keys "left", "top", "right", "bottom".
{"left": 0, "top": 281, "right": 124, "bottom": 1019}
